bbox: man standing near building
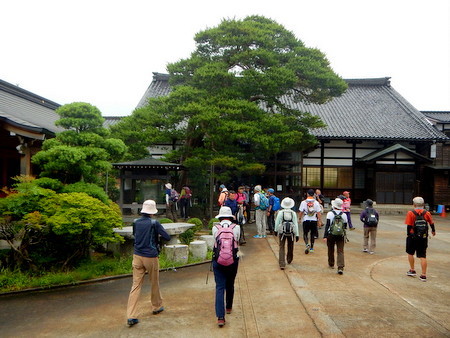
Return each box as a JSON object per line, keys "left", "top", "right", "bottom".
{"left": 266, "top": 188, "right": 278, "bottom": 235}
{"left": 127, "top": 200, "right": 171, "bottom": 326}
{"left": 405, "top": 197, "right": 436, "bottom": 282}
{"left": 298, "top": 189, "right": 322, "bottom": 254}
{"left": 253, "top": 185, "right": 268, "bottom": 238}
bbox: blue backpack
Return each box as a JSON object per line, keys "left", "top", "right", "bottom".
{"left": 258, "top": 193, "right": 269, "bottom": 210}
{"left": 272, "top": 196, "right": 281, "bottom": 211}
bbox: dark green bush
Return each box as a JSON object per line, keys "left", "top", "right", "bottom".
{"left": 62, "top": 182, "right": 109, "bottom": 204}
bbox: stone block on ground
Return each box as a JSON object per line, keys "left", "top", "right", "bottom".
{"left": 164, "top": 244, "right": 189, "bottom": 264}
{"left": 199, "top": 235, "right": 214, "bottom": 250}
{"left": 189, "top": 240, "right": 207, "bottom": 260}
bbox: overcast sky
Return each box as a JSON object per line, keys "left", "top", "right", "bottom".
{"left": 1, "top": 0, "right": 449, "bottom": 116}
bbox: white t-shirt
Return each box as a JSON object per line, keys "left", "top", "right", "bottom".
{"left": 299, "top": 198, "right": 322, "bottom": 221}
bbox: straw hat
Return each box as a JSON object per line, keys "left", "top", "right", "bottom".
{"left": 332, "top": 198, "right": 343, "bottom": 210}
{"left": 141, "top": 200, "right": 158, "bottom": 214}
{"left": 281, "top": 197, "right": 295, "bottom": 209}
{"left": 215, "top": 206, "right": 235, "bottom": 219}
{"left": 165, "top": 183, "right": 172, "bottom": 189}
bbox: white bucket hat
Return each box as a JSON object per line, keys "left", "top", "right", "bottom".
{"left": 141, "top": 200, "right": 158, "bottom": 214}
{"left": 215, "top": 206, "right": 235, "bottom": 219}
{"left": 254, "top": 185, "right": 262, "bottom": 192}
{"left": 332, "top": 198, "right": 343, "bottom": 210}
{"left": 281, "top": 197, "right": 295, "bottom": 209}
{"left": 165, "top": 183, "right": 172, "bottom": 189}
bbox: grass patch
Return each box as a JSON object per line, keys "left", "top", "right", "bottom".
{"left": 0, "top": 251, "right": 212, "bottom": 294}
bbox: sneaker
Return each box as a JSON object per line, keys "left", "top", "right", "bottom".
{"left": 253, "top": 235, "right": 261, "bottom": 238}
{"left": 363, "top": 249, "right": 369, "bottom": 253}
{"left": 419, "top": 275, "right": 427, "bottom": 282}
{"left": 217, "top": 318, "right": 226, "bottom": 327}
{"left": 369, "top": 251, "right": 374, "bottom": 255}
{"left": 337, "top": 268, "right": 343, "bottom": 275}
{"left": 226, "top": 308, "right": 232, "bottom": 314}
{"left": 262, "top": 235, "right": 267, "bottom": 238}
{"left": 407, "top": 270, "right": 417, "bottom": 277}
{"left": 280, "top": 266, "right": 285, "bottom": 270}
{"left": 309, "top": 248, "right": 314, "bottom": 253}
{"left": 305, "top": 244, "right": 310, "bottom": 254}
{"left": 127, "top": 318, "right": 139, "bottom": 326}
{"left": 349, "top": 227, "right": 355, "bottom": 231}
{"left": 152, "top": 306, "right": 164, "bottom": 315}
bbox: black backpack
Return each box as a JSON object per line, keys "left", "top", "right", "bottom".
{"left": 365, "top": 208, "right": 378, "bottom": 227}
{"left": 281, "top": 211, "right": 294, "bottom": 238}
{"left": 412, "top": 210, "right": 428, "bottom": 238}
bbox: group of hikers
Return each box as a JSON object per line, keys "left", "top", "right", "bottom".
{"left": 126, "top": 184, "right": 436, "bottom": 328}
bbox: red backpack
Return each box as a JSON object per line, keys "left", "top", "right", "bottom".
{"left": 213, "top": 223, "right": 238, "bottom": 266}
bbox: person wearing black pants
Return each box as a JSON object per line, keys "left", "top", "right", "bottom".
{"left": 212, "top": 206, "right": 241, "bottom": 327}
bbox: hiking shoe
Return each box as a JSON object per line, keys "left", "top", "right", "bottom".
{"left": 127, "top": 318, "right": 139, "bottom": 326}
{"left": 419, "top": 275, "right": 427, "bottom": 282}
{"left": 217, "top": 318, "right": 226, "bottom": 327}
{"left": 349, "top": 227, "right": 355, "bottom": 231}
{"left": 226, "top": 308, "right": 232, "bottom": 314}
{"left": 337, "top": 269, "right": 343, "bottom": 275}
{"left": 363, "top": 249, "right": 369, "bottom": 253}
{"left": 407, "top": 270, "right": 417, "bottom": 277}
{"left": 309, "top": 248, "right": 314, "bottom": 253}
{"left": 152, "top": 306, "right": 164, "bottom": 315}
{"left": 305, "top": 244, "right": 310, "bottom": 254}
{"left": 280, "top": 266, "right": 285, "bottom": 270}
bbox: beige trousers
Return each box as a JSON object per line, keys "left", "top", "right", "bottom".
{"left": 127, "top": 255, "right": 163, "bottom": 318}
{"left": 363, "top": 227, "right": 377, "bottom": 252}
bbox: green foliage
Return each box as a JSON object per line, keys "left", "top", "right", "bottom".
{"left": 0, "top": 177, "right": 123, "bottom": 270}
{"left": 187, "top": 217, "right": 203, "bottom": 230}
{"left": 32, "top": 102, "right": 127, "bottom": 184}
{"left": 208, "top": 218, "right": 219, "bottom": 230}
{"left": 62, "top": 182, "right": 109, "bottom": 204}
{"left": 111, "top": 15, "right": 346, "bottom": 193}
{"left": 34, "top": 177, "right": 64, "bottom": 191}
{"left": 158, "top": 218, "right": 173, "bottom": 224}
{"left": 178, "top": 228, "right": 195, "bottom": 245}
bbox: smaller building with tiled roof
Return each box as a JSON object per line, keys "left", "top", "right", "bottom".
{"left": 0, "top": 79, "right": 62, "bottom": 189}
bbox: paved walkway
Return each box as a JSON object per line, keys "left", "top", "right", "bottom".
{"left": 1, "top": 214, "right": 449, "bottom": 337}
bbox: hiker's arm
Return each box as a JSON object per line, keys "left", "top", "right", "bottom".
{"left": 430, "top": 223, "right": 436, "bottom": 236}
{"left": 323, "top": 218, "right": 331, "bottom": 240}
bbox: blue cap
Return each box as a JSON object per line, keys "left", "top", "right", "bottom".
{"left": 268, "top": 188, "right": 274, "bottom": 193}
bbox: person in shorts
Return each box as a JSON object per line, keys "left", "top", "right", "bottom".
{"left": 405, "top": 197, "right": 436, "bottom": 282}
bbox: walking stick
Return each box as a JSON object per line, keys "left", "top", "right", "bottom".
{"left": 206, "top": 259, "right": 213, "bottom": 284}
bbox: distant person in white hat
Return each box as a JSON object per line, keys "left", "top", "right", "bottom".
{"left": 323, "top": 198, "right": 348, "bottom": 275}
{"left": 126, "top": 200, "right": 171, "bottom": 327}
{"left": 274, "top": 197, "right": 299, "bottom": 270}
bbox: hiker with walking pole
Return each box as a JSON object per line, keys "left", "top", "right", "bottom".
{"left": 211, "top": 206, "right": 241, "bottom": 327}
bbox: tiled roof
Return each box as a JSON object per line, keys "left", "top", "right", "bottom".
{"left": 112, "top": 157, "right": 181, "bottom": 169}
{"left": 136, "top": 74, "right": 449, "bottom": 142}
{"left": 422, "top": 111, "right": 450, "bottom": 123}
{"left": 136, "top": 72, "right": 171, "bottom": 108}
{"left": 358, "top": 143, "right": 432, "bottom": 163}
{"left": 103, "top": 116, "right": 122, "bottom": 128}
{"left": 0, "top": 79, "right": 63, "bottom": 136}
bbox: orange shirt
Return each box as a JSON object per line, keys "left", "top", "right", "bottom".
{"left": 405, "top": 209, "right": 434, "bottom": 234}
